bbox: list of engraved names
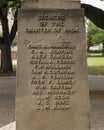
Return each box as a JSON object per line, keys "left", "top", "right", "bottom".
{"left": 23, "top": 10, "right": 79, "bottom": 110}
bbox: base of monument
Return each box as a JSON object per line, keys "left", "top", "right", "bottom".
{"left": 0, "top": 122, "right": 15, "bottom": 130}
{"left": 0, "top": 122, "right": 102, "bottom": 130}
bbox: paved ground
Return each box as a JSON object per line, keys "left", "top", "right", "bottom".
{"left": 89, "top": 76, "right": 104, "bottom": 130}
{"left": 0, "top": 76, "right": 104, "bottom": 130}
{"left": 0, "top": 76, "right": 15, "bottom": 128}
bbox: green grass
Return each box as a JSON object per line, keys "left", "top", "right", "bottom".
{"left": 87, "top": 53, "right": 104, "bottom": 75}
{"left": 88, "top": 66, "right": 104, "bottom": 75}
{"left": 87, "top": 57, "right": 104, "bottom": 66}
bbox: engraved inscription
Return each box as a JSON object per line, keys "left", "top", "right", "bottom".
{"left": 24, "top": 10, "right": 79, "bottom": 34}
{"left": 24, "top": 10, "right": 78, "bottom": 111}
{"left": 27, "top": 41, "right": 76, "bottom": 111}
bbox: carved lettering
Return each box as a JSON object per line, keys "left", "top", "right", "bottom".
{"left": 24, "top": 10, "right": 78, "bottom": 111}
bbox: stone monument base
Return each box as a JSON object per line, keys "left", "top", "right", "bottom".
{"left": 0, "top": 122, "right": 15, "bottom": 130}
{"left": 0, "top": 122, "right": 99, "bottom": 130}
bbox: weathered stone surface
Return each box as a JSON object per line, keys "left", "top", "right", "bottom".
{"left": 21, "top": 0, "right": 80, "bottom": 9}
{"left": 17, "top": 8, "right": 90, "bottom": 130}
